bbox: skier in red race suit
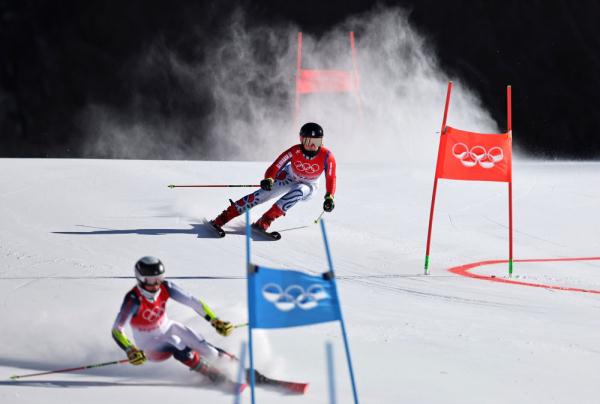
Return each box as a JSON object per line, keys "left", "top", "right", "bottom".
{"left": 112, "top": 256, "right": 235, "bottom": 382}
{"left": 210, "top": 122, "right": 336, "bottom": 233}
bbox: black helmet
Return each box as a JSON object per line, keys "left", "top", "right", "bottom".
{"left": 134, "top": 256, "right": 165, "bottom": 288}
{"left": 299, "top": 122, "right": 324, "bottom": 138}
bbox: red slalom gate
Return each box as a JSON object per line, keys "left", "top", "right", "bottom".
{"left": 425, "top": 83, "right": 513, "bottom": 276}
{"left": 294, "top": 32, "right": 363, "bottom": 125}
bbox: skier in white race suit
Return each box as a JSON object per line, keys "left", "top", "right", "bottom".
{"left": 210, "top": 122, "right": 336, "bottom": 232}
{"left": 112, "top": 256, "right": 234, "bottom": 381}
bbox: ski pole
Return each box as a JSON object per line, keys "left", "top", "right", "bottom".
{"left": 9, "top": 359, "right": 129, "bottom": 380}
{"left": 206, "top": 324, "right": 248, "bottom": 361}
{"left": 167, "top": 184, "right": 260, "bottom": 189}
{"left": 314, "top": 210, "right": 325, "bottom": 224}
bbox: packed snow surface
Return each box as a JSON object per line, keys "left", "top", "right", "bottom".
{"left": 1, "top": 158, "right": 599, "bottom": 404}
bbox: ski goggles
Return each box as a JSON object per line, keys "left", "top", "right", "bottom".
{"left": 137, "top": 274, "right": 165, "bottom": 286}
{"left": 300, "top": 136, "right": 323, "bottom": 150}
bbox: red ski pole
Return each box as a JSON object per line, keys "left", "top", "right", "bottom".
{"left": 9, "top": 359, "right": 130, "bottom": 380}
{"left": 168, "top": 184, "right": 259, "bottom": 189}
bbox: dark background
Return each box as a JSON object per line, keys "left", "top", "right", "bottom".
{"left": 2, "top": 0, "right": 600, "bottom": 158}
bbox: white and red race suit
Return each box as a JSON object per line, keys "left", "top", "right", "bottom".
{"left": 112, "top": 280, "right": 219, "bottom": 362}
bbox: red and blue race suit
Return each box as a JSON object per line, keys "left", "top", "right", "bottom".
{"left": 232, "top": 144, "right": 336, "bottom": 214}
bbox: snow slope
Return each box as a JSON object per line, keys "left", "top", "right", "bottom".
{"left": 1, "top": 158, "right": 600, "bottom": 404}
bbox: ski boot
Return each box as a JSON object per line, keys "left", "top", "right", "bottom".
{"left": 209, "top": 201, "right": 240, "bottom": 237}
{"left": 252, "top": 204, "right": 284, "bottom": 231}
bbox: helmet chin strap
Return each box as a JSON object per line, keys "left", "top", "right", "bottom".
{"left": 301, "top": 146, "right": 320, "bottom": 158}
{"left": 137, "top": 284, "right": 161, "bottom": 302}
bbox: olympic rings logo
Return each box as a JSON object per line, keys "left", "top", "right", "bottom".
{"left": 261, "top": 283, "right": 329, "bottom": 311}
{"left": 294, "top": 161, "right": 320, "bottom": 174}
{"left": 141, "top": 306, "right": 165, "bottom": 322}
{"left": 452, "top": 143, "right": 504, "bottom": 169}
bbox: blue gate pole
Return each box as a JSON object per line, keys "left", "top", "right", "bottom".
{"left": 320, "top": 219, "right": 359, "bottom": 404}
{"left": 326, "top": 341, "right": 337, "bottom": 404}
{"left": 245, "top": 209, "right": 257, "bottom": 404}
{"left": 233, "top": 341, "right": 248, "bottom": 404}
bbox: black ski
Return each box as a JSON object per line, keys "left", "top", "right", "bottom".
{"left": 250, "top": 224, "right": 281, "bottom": 240}
{"left": 205, "top": 220, "right": 226, "bottom": 238}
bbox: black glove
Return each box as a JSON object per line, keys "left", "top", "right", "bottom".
{"left": 323, "top": 194, "right": 335, "bottom": 212}
{"left": 260, "top": 178, "right": 274, "bottom": 191}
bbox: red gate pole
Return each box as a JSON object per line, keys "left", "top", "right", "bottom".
{"left": 294, "top": 32, "right": 303, "bottom": 128}
{"left": 424, "top": 81, "right": 453, "bottom": 274}
{"left": 349, "top": 31, "right": 364, "bottom": 121}
{"left": 507, "top": 85, "right": 514, "bottom": 277}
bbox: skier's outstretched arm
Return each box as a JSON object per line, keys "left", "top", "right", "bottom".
{"left": 112, "top": 291, "right": 146, "bottom": 365}
{"left": 263, "top": 146, "right": 296, "bottom": 181}
{"left": 165, "top": 281, "right": 234, "bottom": 336}
{"left": 323, "top": 151, "right": 337, "bottom": 212}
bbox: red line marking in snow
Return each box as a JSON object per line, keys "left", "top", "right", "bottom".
{"left": 448, "top": 257, "right": 600, "bottom": 294}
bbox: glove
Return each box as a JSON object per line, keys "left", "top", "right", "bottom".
{"left": 126, "top": 346, "right": 146, "bottom": 366}
{"left": 260, "top": 178, "right": 274, "bottom": 191}
{"left": 211, "top": 318, "right": 234, "bottom": 337}
{"left": 323, "top": 194, "right": 335, "bottom": 212}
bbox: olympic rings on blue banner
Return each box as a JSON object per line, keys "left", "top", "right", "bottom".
{"left": 261, "top": 283, "right": 329, "bottom": 312}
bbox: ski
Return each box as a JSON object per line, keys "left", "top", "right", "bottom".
{"left": 199, "top": 361, "right": 247, "bottom": 394}
{"left": 211, "top": 346, "right": 307, "bottom": 395}
{"left": 205, "top": 220, "right": 226, "bottom": 238}
{"left": 249, "top": 369, "right": 308, "bottom": 395}
{"left": 210, "top": 378, "right": 247, "bottom": 394}
{"left": 222, "top": 380, "right": 248, "bottom": 394}
{"left": 263, "top": 378, "right": 308, "bottom": 394}
{"left": 250, "top": 224, "right": 281, "bottom": 240}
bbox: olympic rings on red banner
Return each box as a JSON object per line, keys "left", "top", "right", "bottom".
{"left": 451, "top": 143, "right": 504, "bottom": 169}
